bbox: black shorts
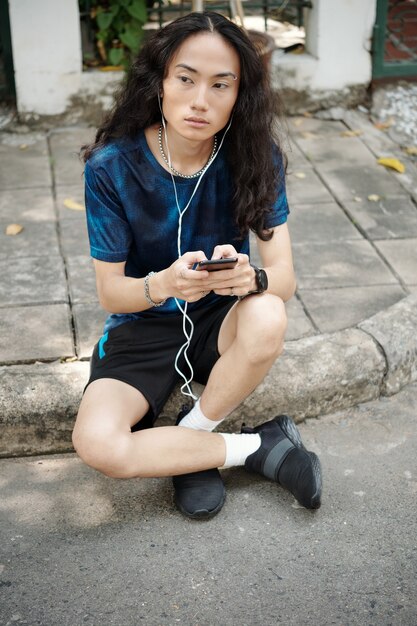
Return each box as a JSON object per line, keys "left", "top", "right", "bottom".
{"left": 86, "top": 298, "right": 236, "bottom": 429}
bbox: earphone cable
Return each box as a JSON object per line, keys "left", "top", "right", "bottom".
{"left": 161, "top": 112, "right": 233, "bottom": 400}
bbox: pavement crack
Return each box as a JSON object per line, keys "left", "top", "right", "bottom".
{"left": 46, "top": 133, "right": 79, "bottom": 358}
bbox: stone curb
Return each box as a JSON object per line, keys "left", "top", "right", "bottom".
{"left": 359, "top": 293, "right": 417, "bottom": 396}
{"left": 1, "top": 293, "right": 417, "bottom": 457}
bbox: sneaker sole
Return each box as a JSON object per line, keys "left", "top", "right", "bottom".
{"left": 275, "top": 415, "right": 322, "bottom": 509}
{"left": 174, "top": 491, "right": 226, "bottom": 520}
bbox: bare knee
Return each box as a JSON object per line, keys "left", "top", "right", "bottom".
{"left": 72, "top": 420, "right": 134, "bottom": 479}
{"left": 237, "top": 294, "right": 287, "bottom": 364}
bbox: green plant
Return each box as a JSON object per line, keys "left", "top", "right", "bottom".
{"left": 81, "top": 0, "right": 148, "bottom": 68}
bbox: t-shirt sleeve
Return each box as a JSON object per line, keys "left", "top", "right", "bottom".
{"left": 263, "top": 147, "right": 290, "bottom": 229}
{"left": 84, "top": 161, "right": 132, "bottom": 262}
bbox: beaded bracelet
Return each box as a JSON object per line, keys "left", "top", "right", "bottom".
{"left": 144, "top": 271, "right": 167, "bottom": 307}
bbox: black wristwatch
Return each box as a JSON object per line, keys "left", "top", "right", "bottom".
{"left": 248, "top": 264, "right": 268, "bottom": 294}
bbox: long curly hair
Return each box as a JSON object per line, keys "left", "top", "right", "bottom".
{"left": 82, "top": 11, "right": 286, "bottom": 240}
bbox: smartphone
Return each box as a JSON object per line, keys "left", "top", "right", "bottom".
{"left": 195, "top": 257, "right": 238, "bottom": 271}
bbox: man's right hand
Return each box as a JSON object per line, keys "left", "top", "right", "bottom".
{"left": 152, "top": 251, "right": 212, "bottom": 303}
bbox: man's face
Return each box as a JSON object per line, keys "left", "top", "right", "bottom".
{"left": 161, "top": 32, "right": 240, "bottom": 142}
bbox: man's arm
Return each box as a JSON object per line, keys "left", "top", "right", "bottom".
{"left": 255, "top": 222, "right": 296, "bottom": 302}
{"left": 200, "top": 223, "right": 296, "bottom": 300}
{"left": 92, "top": 251, "right": 211, "bottom": 314}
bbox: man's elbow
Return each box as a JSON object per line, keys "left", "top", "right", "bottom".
{"left": 282, "top": 275, "right": 297, "bottom": 303}
{"left": 97, "top": 284, "right": 118, "bottom": 314}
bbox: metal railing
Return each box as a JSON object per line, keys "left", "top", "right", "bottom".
{"left": 149, "top": 0, "right": 312, "bottom": 30}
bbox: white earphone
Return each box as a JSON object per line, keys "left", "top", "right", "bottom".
{"left": 158, "top": 91, "right": 233, "bottom": 400}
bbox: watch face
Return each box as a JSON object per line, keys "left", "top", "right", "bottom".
{"left": 259, "top": 269, "right": 268, "bottom": 291}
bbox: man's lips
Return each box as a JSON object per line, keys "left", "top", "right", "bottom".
{"left": 185, "top": 117, "right": 209, "bottom": 124}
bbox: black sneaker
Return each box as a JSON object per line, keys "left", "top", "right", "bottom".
{"left": 242, "top": 415, "right": 322, "bottom": 509}
{"left": 173, "top": 406, "right": 226, "bottom": 520}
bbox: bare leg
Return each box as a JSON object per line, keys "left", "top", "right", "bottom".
{"left": 72, "top": 378, "right": 226, "bottom": 479}
{"left": 170, "top": 294, "right": 288, "bottom": 518}
{"left": 200, "top": 294, "right": 287, "bottom": 420}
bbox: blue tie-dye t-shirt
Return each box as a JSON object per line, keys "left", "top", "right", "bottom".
{"left": 84, "top": 129, "right": 289, "bottom": 332}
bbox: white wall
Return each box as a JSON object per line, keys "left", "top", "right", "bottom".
{"left": 9, "top": 0, "right": 82, "bottom": 115}
{"left": 272, "top": 0, "right": 377, "bottom": 96}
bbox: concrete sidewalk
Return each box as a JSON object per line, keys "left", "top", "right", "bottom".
{"left": 1, "top": 382, "right": 416, "bottom": 626}
{"left": 1, "top": 110, "right": 417, "bottom": 456}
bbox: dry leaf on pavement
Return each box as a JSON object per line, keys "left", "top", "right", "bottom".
{"left": 368, "top": 194, "right": 381, "bottom": 202}
{"left": 403, "top": 146, "right": 417, "bottom": 156}
{"left": 294, "top": 172, "right": 307, "bottom": 179}
{"left": 64, "top": 198, "right": 85, "bottom": 211}
{"left": 341, "top": 130, "right": 363, "bottom": 137}
{"left": 300, "top": 131, "right": 317, "bottom": 139}
{"left": 5, "top": 223, "right": 24, "bottom": 235}
{"left": 374, "top": 118, "right": 394, "bottom": 130}
{"left": 377, "top": 157, "right": 405, "bottom": 173}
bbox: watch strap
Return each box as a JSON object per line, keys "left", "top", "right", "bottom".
{"left": 248, "top": 264, "right": 267, "bottom": 295}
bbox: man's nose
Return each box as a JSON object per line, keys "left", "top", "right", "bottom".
{"left": 191, "top": 84, "right": 209, "bottom": 110}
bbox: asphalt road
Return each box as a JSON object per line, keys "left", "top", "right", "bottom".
{"left": 1, "top": 383, "right": 417, "bottom": 626}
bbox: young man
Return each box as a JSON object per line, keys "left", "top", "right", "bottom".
{"left": 72, "top": 12, "right": 322, "bottom": 519}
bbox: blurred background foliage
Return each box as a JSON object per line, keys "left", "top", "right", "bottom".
{"left": 79, "top": 0, "right": 148, "bottom": 68}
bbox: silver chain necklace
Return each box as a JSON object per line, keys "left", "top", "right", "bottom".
{"left": 158, "top": 125, "right": 217, "bottom": 179}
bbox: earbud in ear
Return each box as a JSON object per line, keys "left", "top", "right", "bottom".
{"left": 157, "top": 92, "right": 164, "bottom": 118}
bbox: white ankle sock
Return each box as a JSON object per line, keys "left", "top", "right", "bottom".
{"left": 178, "top": 399, "right": 224, "bottom": 432}
{"left": 219, "top": 433, "right": 262, "bottom": 469}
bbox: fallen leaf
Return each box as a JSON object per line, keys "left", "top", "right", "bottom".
{"left": 354, "top": 196, "right": 362, "bottom": 202}
{"left": 403, "top": 146, "right": 417, "bottom": 156}
{"left": 64, "top": 198, "right": 85, "bottom": 211}
{"left": 368, "top": 194, "right": 380, "bottom": 202}
{"left": 300, "top": 131, "right": 317, "bottom": 139}
{"left": 302, "top": 111, "right": 312, "bottom": 118}
{"left": 293, "top": 118, "right": 304, "bottom": 127}
{"left": 377, "top": 157, "right": 405, "bottom": 173}
{"left": 374, "top": 118, "right": 394, "bottom": 131}
{"left": 19, "top": 144, "right": 28, "bottom": 150}
{"left": 61, "top": 356, "right": 78, "bottom": 363}
{"left": 5, "top": 223, "right": 24, "bottom": 235}
{"left": 99, "top": 65, "right": 124, "bottom": 71}
{"left": 341, "top": 130, "right": 363, "bottom": 137}
{"left": 294, "top": 172, "right": 306, "bottom": 179}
